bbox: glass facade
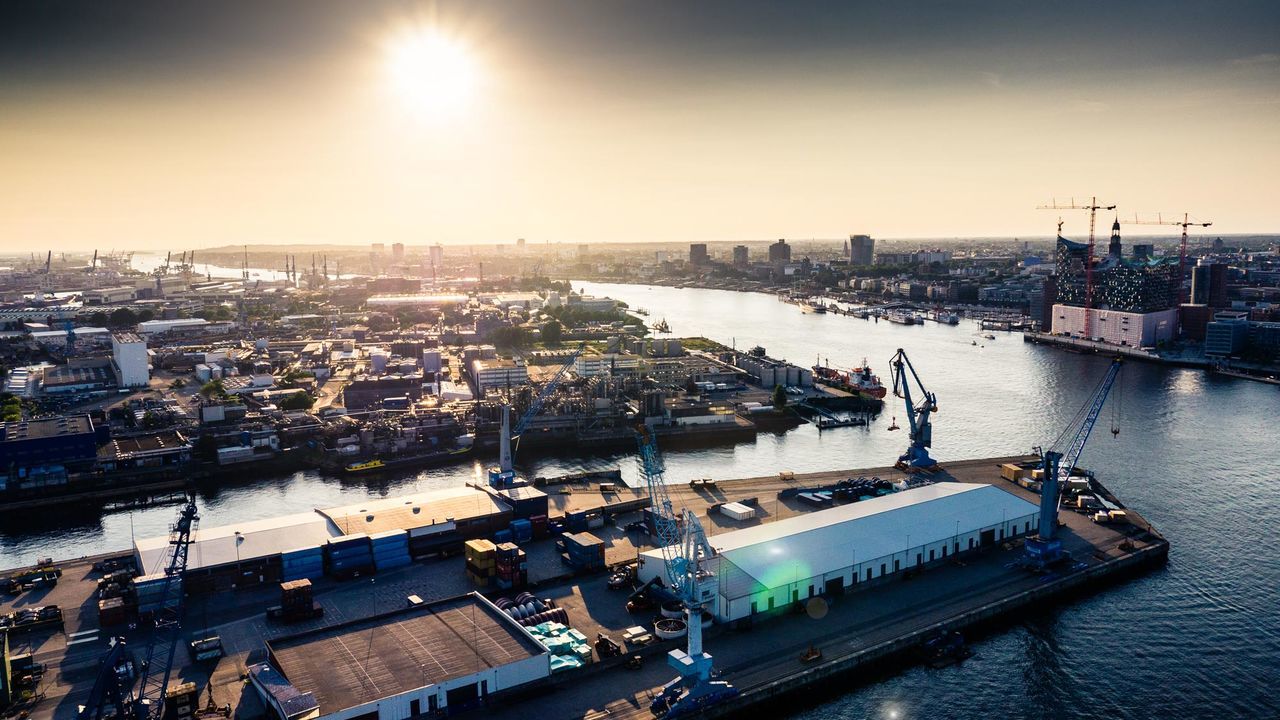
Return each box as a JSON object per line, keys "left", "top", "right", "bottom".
{"left": 1055, "top": 236, "right": 1179, "bottom": 313}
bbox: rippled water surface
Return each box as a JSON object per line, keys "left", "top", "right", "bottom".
{"left": 4, "top": 282, "right": 1277, "bottom": 718}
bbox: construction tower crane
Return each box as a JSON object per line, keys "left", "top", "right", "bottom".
{"left": 634, "top": 428, "right": 738, "bottom": 719}
{"left": 889, "top": 348, "right": 938, "bottom": 472}
{"left": 1125, "top": 213, "right": 1212, "bottom": 304}
{"left": 1038, "top": 197, "right": 1117, "bottom": 338}
{"left": 1023, "top": 359, "right": 1122, "bottom": 570}
{"left": 489, "top": 344, "right": 586, "bottom": 487}
{"left": 80, "top": 496, "right": 200, "bottom": 720}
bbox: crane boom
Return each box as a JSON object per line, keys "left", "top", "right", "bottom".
{"left": 1038, "top": 197, "right": 1116, "bottom": 338}
{"left": 634, "top": 428, "right": 736, "bottom": 718}
{"left": 1124, "top": 212, "right": 1212, "bottom": 304}
{"left": 80, "top": 496, "right": 199, "bottom": 720}
{"left": 492, "top": 344, "right": 586, "bottom": 483}
{"left": 889, "top": 348, "right": 938, "bottom": 471}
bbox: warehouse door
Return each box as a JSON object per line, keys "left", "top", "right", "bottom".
{"left": 446, "top": 683, "right": 480, "bottom": 713}
{"left": 980, "top": 529, "right": 996, "bottom": 547}
{"left": 825, "top": 577, "right": 843, "bottom": 595}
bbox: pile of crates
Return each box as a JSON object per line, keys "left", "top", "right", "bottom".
{"left": 371, "top": 530, "right": 411, "bottom": 571}
{"left": 559, "top": 532, "right": 606, "bottom": 571}
{"left": 268, "top": 579, "right": 324, "bottom": 622}
{"left": 325, "top": 534, "right": 373, "bottom": 579}
{"left": 281, "top": 545, "right": 324, "bottom": 582}
{"left": 465, "top": 539, "right": 497, "bottom": 587}
{"left": 524, "top": 621, "right": 593, "bottom": 673}
{"left": 97, "top": 568, "right": 137, "bottom": 626}
{"left": 495, "top": 542, "right": 527, "bottom": 590}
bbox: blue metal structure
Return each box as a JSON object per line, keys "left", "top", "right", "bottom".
{"left": 634, "top": 428, "right": 738, "bottom": 718}
{"left": 492, "top": 344, "right": 585, "bottom": 486}
{"left": 1026, "top": 359, "right": 1122, "bottom": 567}
{"left": 889, "top": 348, "right": 938, "bottom": 471}
{"left": 80, "top": 497, "right": 199, "bottom": 720}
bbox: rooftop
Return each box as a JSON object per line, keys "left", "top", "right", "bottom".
{"left": 0, "top": 414, "right": 94, "bottom": 441}
{"left": 98, "top": 431, "right": 191, "bottom": 459}
{"left": 268, "top": 593, "right": 545, "bottom": 714}
{"left": 134, "top": 510, "right": 339, "bottom": 574}
{"left": 645, "top": 482, "right": 1039, "bottom": 597}
{"left": 318, "top": 486, "right": 506, "bottom": 536}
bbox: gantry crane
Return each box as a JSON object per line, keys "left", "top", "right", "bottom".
{"left": 81, "top": 496, "right": 200, "bottom": 720}
{"left": 489, "top": 344, "right": 586, "bottom": 487}
{"left": 1125, "top": 213, "right": 1212, "bottom": 304}
{"left": 1024, "top": 359, "right": 1122, "bottom": 570}
{"left": 1038, "top": 197, "right": 1117, "bottom": 338}
{"left": 889, "top": 348, "right": 938, "bottom": 472}
{"left": 634, "top": 428, "right": 738, "bottom": 719}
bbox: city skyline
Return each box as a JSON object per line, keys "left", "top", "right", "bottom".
{"left": 2, "top": 1, "right": 1278, "bottom": 251}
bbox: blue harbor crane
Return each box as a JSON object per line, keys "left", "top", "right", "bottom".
{"left": 889, "top": 348, "right": 939, "bottom": 471}
{"left": 80, "top": 496, "right": 199, "bottom": 720}
{"left": 490, "top": 343, "right": 586, "bottom": 487}
{"left": 1024, "top": 358, "right": 1123, "bottom": 570}
{"left": 635, "top": 428, "right": 739, "bottom": 719}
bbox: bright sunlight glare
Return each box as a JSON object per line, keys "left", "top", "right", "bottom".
{"left": 386, "top": 28, "right": 477, "bottom": 119}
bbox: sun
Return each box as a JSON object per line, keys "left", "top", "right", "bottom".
{"left": 386, "top": 28, "right": 477, "bottom": 119}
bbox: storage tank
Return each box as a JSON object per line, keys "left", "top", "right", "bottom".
{"left": 370, "top": 351, "right": 388, "bottom": 374}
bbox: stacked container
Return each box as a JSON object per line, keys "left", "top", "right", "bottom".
{"left": 494, "top": 542, "right": 528, "bottom": 590}
{"left": 370, "top": 530, "right": 411, "bottom": 571}
{"left": 281, "top": 546, "right": 324, "bottom": 582}
{"left": 530, "top": 514, "right": 549, "bottom": 539}
{"left": 464, "top": 539, "right": 496, "bottom": 587}
{"left": 132, "top": 573, "right": 177, "bottom": 616}
{"left": 560, "top": 532, "right": 606, "bottom": 571}
{"left": 510, "top": 519, "right": 533, "bottom": 544}
{"left": 325, "top": 534, "right": 374, "bottom": 579}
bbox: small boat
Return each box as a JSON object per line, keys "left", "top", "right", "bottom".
{"left": 983, "top": 333, "right": 996, "bottom": 340}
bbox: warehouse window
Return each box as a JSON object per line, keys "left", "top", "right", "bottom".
{"left": 866, "top": 568, "right": 872, "bottom": 581}
{"left": 894, "top": 559, "right": 900, "bottom": 572}
{"left": 1025, "top": 522, "right": 1030, "bottom": 534}
{"left": 942, "top": 545, "right": 947, "bottom": 558}
{"left": 968, "top": 538, "right": 975, "bottom": 550}
{"left": 880, "top": 563, "right": 886, "bottom": 576}
{"left": 808, "top": 584, "right": 815, "bottom": 598}
{"left": 953, "top": 542, "right": 959, "bottom": 554}
{"left": 768, "top": 596, "right": 775, "bottom": 611}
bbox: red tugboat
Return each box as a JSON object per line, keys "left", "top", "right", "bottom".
{"left": 850, "top": 360, "right": 887, "bottom": 399}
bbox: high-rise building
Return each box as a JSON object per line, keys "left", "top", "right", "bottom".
{"left": 578, "top": 244, "right": 589, "bottom": 260}
{"left": 689, "top": 243, "right": 709, "bottom": 266}
{"left": 732, "top": 245, "right": 749, "bottom": 267}
{"left": 768, "top": 239, "right": 791, "bottom": 264}
{"left": 111, "top": 332, "right": 149, "bottom": 388}
{"left": 516, "top": 238, "right": 526, "bottom": 252}
{"left": 1132, "top": 244, "right": 1154, "bottom": 261}
{"left": 849, "top": 235, "right": 875, "bottom": 266}
{"left": 428, "top": 244, "right": 444, "bottom": 270}
{"left": 1208, "top": 263, "right": 1228, "bottom": 308}
{"left": 391, "top": 243, "right": 405, "bottom": 263}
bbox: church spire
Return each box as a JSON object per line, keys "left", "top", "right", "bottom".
{"left": 1108, "top": 216, "right": 1122, "bottom": 258}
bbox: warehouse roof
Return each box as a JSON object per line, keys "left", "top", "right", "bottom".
{"left": 646, "top": 483, "right": 1039, "bottom": 598}
{"left": 268, "top": 593, "right": 545, "bottom": 714}
{"left": 318, "top": 486, "right": 506, "bottom": 536}
{"left": 134, "top": 510, "right": 339, "bottom": 574}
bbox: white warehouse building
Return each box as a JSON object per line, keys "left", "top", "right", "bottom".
{"left": 638, "top": 483, "right": 1040, "bottom": 623}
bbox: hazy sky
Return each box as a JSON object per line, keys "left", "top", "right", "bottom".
{"left": 2, "top": 1, "right": 1278, "bottom": 251}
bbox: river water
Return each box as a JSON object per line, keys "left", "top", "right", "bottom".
{"left": 4, "top": 281, "right": 1277, "bottom": 718}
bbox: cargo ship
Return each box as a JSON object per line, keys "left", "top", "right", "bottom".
{"left": 810, "top": 360, "right": 886, "bottom": 400}
{"left": 344, "top": 435, "right": 474, "bottom": 474}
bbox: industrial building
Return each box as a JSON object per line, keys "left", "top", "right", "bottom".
{"left": 130, "top": 487, "right": 512, "bottom": 590}
{"left": 471, "top": 358, "right": 528, "bottom": 398}
{"left": 637, "top": 483, "right": 1039, "bottom": 622}
{"left": 317, "top": 486, "right": 512, "bottom": 556}
{"left": 0, "top": 415, "right": 104, "bottom": 489}
{"left": 255, "top": 593, "right": 550, "bottom": 720}
{"left": 1050, "top": 304, "right": 1178, "bottom": 347}
{"left": 849, "top": 234, "right": 875, "bottom": 266}
{"left": 111, "top": 332, "right": 150, "bottom": 387}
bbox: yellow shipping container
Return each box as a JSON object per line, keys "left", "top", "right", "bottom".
{"left": 1000, "top": 464, "right": 1025, "bottom": 481}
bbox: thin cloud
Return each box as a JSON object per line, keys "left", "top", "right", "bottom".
{"left": 1231, "top": 53, "right": 1280, "bottom": 66}
{"left": 1070, "top": 99, "right": 1109, "bottom": 113}
{"left": 979, "top": 71, "right": 1002, "bottom": 88}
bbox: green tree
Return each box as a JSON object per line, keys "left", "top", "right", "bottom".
{"left": 109, "top": 308, "right": 138, "bottom": 327}
{"left": 278, "top": 392, "right": 315, "bottom": 411}
{"left": 542, "top": 319, "right": 563, "bottom": 345}
{"left": 200, "top": 379, "right": 227, "bottom": 399}
{"left": 136, "top": 309, "right": 155, "bottom": 322}
{"left": 169, "top": 378, "right": 186, "bottom": 390}
{"left": 87, "top": 312, "right": 109, "bottom": 326}
{"left": 772, "top": 384, "right": 788, "bottom": 410}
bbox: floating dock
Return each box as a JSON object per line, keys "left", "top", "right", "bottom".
{"left": 1, "top": 456, "right": 1167, "bottom": 720}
